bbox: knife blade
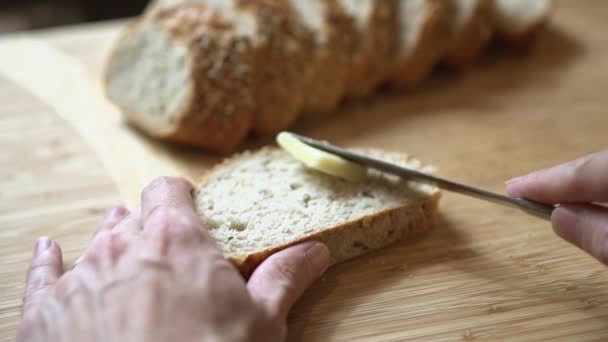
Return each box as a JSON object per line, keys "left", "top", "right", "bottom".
{"left": 288, "top": 132, "right": 555, "bottom": 221}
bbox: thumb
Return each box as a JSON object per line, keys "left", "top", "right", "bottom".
{"left": 552, "top": 204, "right": 608, "bottom": 264}
{"left": 23, "top": 237, "right": 63, "bottom": 317}
{"left": 247, "top": 242, "right": 330, "bottom": 321}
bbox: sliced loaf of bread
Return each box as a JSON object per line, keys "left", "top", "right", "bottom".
{"left": 490, "top": 0, "right": 553, "bottom": 47}
{"left": 105, "top": 3, "right": 254, "bottom": 152}
{"left": 194, "top": 147, "right": 441, "bottom": 277}
{"left": 244, "top": 0, "right": 313, "bottom": 134}
{"left": 339, "top": 0, "right": 397, "bottom": 98}
{"left": 147, "top": 0, "right": 312, "bottom": 135}
{"left": 442, "top": 0, "right": 492, "bottom": 67}
{"left": 388, "top": 0, "right": 448, "bottom": 88}
{"left": 286, "top": 0, "right": 357, "bottom": 116}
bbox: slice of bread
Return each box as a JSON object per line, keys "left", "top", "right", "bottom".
{"left": 105, "top": 4, "right": 254, "bottom": 152}
{"left": 244, "top": 0, "right": 312, "bottom": 134}
{"left": 286, "top": 0, "right": 357, "bottom": 116}
{"left": 442, "top": 0, "right": 492, "bottom": 67}
{"left": 339, "top": 0, "right": 397, "bottom": 98}
{"left": 388, "top": 0, "right": 448, "bottom": 88}
{"left": 194, "top": 147, "right": 441, "bottom": 277}
{"left": 146, "top": 0, "right": 312, "bottom": 135}
{"left": 490, "top": 0, "right": 553, "bottom": 48}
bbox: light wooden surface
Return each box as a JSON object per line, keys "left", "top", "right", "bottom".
{"left": 1, "top": 1, "right": 607, "bottom": 340}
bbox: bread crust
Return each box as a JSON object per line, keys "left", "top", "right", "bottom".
{"left": 139, "top": 0, "right": 313, "bottom": 136}
{"left": 195, "top": 147, "right": 441, "bottom": 278}
{"left": 244, "top": 0, "right": 312, "bottom": 134}
{"left": 389, "top": 0, "right": 449, "bottom": 88}
{"left": 443, "top": 0, "right": 492, "bottom": 68}
{"left": 490, "top": 0, "right": 554, "bottom": 49}
{"left": 234, "top": 191, "right": 440, "bottom": 278}
{"left": 343, "top": 0, "right": 397, "bottom": 98}
{"left": 493, "top": 21, "right": 547, "bottom": 49}
{"left": 105, "top": 4, "right": 254, "bottom": 152}
{"left": 296, "top": 0, "right": 357, "bottom": 116}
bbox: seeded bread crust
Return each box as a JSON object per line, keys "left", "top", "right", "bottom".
{"left": 490, "top": 0, "right": 554, "bottom": 49}
{"left": 245, "top": 0, "right": 312, "bottom": 134}
{"left": 493, "top": 21, "right": 547, "bottom": 49}
{"left": 388, "top": 0, "right": 449, "bottom": 88}
{"left": 145, "top": 0, "right": 312, "bottom": 135}
{"left": 195, "top": 147, "right": 441, "bottom": 278}
{"left": 292, "top": 0, "right": 358, "bottom": 116}
{"left": 341, "top": 0, "right": 397, "bottom": 98}
{"left": 443, "top": 0, "right": 492, "bottom": 68}
{"left": 234, "top": 192, "right": 440, "bottom": 278}
{"left": 105, "top": 4, "right": 254, "bottom": 152}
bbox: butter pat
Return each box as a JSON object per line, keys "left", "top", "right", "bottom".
{"left": 276, "top": 132, "right": 367, "bottom": 182}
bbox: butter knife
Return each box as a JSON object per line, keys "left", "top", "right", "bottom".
{"left": 289, "top": 132, "right": 555, "bottom": 221}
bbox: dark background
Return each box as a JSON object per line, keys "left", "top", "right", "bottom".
{"left": 0, "top": 0, "right": 149, "bottom": 33}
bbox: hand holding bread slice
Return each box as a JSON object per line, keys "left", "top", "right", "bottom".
{"left": 194, "top": 139, "right": 441, "bottom": 277}
{"left": 102, "top": 0, "right": 554, "bottom": 276}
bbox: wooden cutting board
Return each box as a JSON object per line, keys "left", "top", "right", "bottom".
{"left": 1, "top": 1, "right": 608, "bottom": 341}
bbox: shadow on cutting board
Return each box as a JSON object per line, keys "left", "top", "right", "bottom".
{"left": 286, "top": 213, "right": 478, "bottom": 341}
{"left": 289, "top": 26, "right": 584, "bottom": 146}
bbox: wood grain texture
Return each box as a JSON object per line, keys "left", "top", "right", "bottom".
{"left": 1, "top": 1, "right": 608, "bottom": 341}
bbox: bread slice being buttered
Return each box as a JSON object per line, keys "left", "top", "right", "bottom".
{"left": 105, "top": 3, "right": 254, "bottom": 152}
{"left": 194, "top": 147, "right": 441, "bottom": 277}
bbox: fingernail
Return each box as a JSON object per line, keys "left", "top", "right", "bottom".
{"left": 505, "top": 176, "right": 524, "bottom": 185}
{"left": 35, "top": 236, "right": 51, "bottom": 256}
{"left": 105, "top": 206, "right": 126, "bottom": 220}
{"left": 505, "top": 176, "right": 526, "bottom": 197}
{"left": 304, "top": 242, "right": 330, "bottom": 277}
{"left": 552, "top": 206, "right": 581, "bottom": 244}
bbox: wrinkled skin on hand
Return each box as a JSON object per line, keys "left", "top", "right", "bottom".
{"left": 507, "top": 150, "right": 608, "bottom": 264}
{"left": 17, "top": 177, "right": 330, "bottom": 342}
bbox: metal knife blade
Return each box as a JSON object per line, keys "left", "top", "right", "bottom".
{"left": 288, "top": 132, "right": 555, "bottom": 221}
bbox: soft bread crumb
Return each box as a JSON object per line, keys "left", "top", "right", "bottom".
{"left": 194, "top": 147, "right": 440, "bottom": 273}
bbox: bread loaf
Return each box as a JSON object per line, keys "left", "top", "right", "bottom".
{"left": 194, "top": 147, "right": 441, "bottom": 277}
{"left": 442, "top": 0, "right": 492, "bottom": 67}
{"left": 105, "top": 3, "right": 254, "bottom": 152}
{"left": 244, "top": 0, "right": 312, "bottom": 134}
{"left": 388, "top": 0, "right": 448, "bottom": 88}
{"left": 286, "top": 0, "right": 357, "bottom": 115}
{"left": 339, "top": 0, "right": 397, "bottom": 98}
{"left": 147, "top": 0, "right": 312, "bottom": 135}
{"left": 105, "top": 0, "right": 553, "bottom": 152}
{"left": 490, "top": 0, "right": 553, "bottom": 48}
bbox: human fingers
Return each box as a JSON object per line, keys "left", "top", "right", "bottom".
{"left": 507, "top": 150, "right": 608, "bottom": 204}
{"left": 141, "top": 176, "right": 197, "bottom": 223}
{"left": 94, "top": 206, "right": 129, "bottom": 237}
{"left": 74, "top": 207, "right": 139, "bottom": 269}
{"left": 552, "top": 204, "right": 608, "bottom": 265}
{"left": 140, "top": 177, "right": 213, "bottom": 254}
{"left": 23, "top": 237, "right": 63, "bottom": 317}
{"left": 247, "top": 242, "right": 330, "bottom": 322}
{"left": 112, "top": 207, "right": 142, "bottom": 235}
